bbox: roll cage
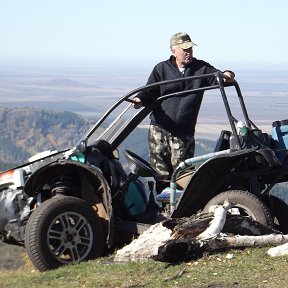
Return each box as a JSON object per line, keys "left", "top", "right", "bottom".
{"left": 75, "top": 71, "right": 259, "bottom": 155}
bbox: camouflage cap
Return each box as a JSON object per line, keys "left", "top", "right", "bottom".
{"left": 170, "top": 32, "right": 197, "bottom": 49}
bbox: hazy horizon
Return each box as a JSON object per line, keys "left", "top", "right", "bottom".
{"left": 1, "top": 57, "right": 288, "bottom": 72}
{"left": 0, "top": 64, "right": 287, "bottom": 141}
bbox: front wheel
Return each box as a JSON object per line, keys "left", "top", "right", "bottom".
{"left": 25, "top": 196, "right": 105, "bottom": 271}
{"left": 203, "top": 190, "right": 273, "bottom": 227}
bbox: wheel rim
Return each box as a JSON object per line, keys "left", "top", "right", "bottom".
{"left": 228, "top": 204, "right": 256, "bottom": 220}
{"left": 47, "top": 211, "right": 94, "bottom": 264}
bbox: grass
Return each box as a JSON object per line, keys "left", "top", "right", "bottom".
{"left": 0, "top": 247, "right": 288, "bottom": 288}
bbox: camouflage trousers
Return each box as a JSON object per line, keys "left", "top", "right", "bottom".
{"left": 148, "top": 124, "right": 195, "bottom": 179}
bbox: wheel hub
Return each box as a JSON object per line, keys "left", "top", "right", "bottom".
{"left": 48, "top": 211, "right": 94, "bottom": 264}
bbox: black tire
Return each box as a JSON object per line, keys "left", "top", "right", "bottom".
{"left": 203, "top": 190, "right": 273, "bottom": 227}
{"left": 270, "top": 195, "right": 288, "bottom": 233}
{"left": 25, "top": 196, "right": 105, "bottom": 271}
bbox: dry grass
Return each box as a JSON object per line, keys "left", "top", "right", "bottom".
{"left": 0, "top": 247, "right": 288, "bottom": 288}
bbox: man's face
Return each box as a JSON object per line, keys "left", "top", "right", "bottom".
{"left": 172, "top": 46, "right": 193, "bottom": 67}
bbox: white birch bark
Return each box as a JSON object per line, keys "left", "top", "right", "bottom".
{"left": 267, "top": 242, "right": 288, "bottom": 257}
{"left": 203, "top": 234, "right": 288, "bottom": 251}
{"left": 197, "top": 199, "right": 231, "bottom": 240}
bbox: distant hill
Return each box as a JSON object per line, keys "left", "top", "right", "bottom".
{"left": 0, "top": 107, "right": 92, "bottom": 170}
{"left": 0, "top": 107, "right": 216, "bottom": 171}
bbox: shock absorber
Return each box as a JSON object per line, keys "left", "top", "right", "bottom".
{"left": 51, "top": 175, "right": 73, "bottom": 196}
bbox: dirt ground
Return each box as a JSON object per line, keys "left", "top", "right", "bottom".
{"left": 0, "top": 241, "right": 26, "bottom": 270}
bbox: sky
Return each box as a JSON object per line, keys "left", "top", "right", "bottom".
{"left": 0, "top": 0, "right": 288, "bottom": 70}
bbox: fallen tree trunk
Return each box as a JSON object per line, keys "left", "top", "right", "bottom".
{"left": 114, "top": 223, "right": 172, "bottom": 262}
{"left": 197, "top": 199, "right": 231, "bottom": 240}
{"left": 114, "top": 202, "right": 288, "bottom": 263}
{"left": 153, "top": 234, "right": 288, "bottom": 262}
{"left": 164, "top": 214, "right": 278, "bottom": 240}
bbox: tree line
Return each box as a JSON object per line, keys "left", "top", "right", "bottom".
{"left": 0, "top": 107, "right": 92, "bottom": 170}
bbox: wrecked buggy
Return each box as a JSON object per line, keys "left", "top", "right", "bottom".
{"left": 0, "top": 72, "right": 288, "bottom": 271}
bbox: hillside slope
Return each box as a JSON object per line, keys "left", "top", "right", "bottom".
{"left": 0, "top": 107, "right": 92, "bottom": 169}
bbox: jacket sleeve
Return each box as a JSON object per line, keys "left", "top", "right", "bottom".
{"left": 207, "top": 66, "right": 235, "bottom": 86}
{"left": 203, "top": 64, "right": 219, "bottom": 86}
{"left": 136, "top": 66, "right": 161, "bottom": 106}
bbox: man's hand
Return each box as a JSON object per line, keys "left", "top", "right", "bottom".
{"left": 132, "top": 97, "right": 143, "bottom": 109}
{"left": 223, "top": 71, "right": 235, "bottom": 83}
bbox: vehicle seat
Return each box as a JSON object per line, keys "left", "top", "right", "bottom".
{"left": 214, "top": 130, "right": 231, "bottom": 152}
{"left": 87, "top": 140, "right": 127, "bottom": 191}
{"left": 87, "top": 141, "right": 157, "bottom": 220}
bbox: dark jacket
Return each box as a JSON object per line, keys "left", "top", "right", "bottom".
{"left": 137, "top": 56, "right": 219, "bottom": 137}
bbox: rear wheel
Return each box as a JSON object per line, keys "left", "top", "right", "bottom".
{"left": 203, "top": 190, "right": 273, "bottom": 227}
{"left": 270, "top": 195, "right": 288, "bottom": 233}
{"left": 25, "top": 196, "right": 105, "bottom": 271}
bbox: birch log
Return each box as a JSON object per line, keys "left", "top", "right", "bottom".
{"left": 197, "top": 200, "right": 231, "bottom": 240}
{"left": 203, "top": 234, "right": 288, "bottom": 251}
{"left": 115, "top": 201, "right": 287, "bottom": 263}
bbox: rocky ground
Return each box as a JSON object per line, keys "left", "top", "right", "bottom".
{"left": 0, "top": 241, "right": 26, "bottom": 270}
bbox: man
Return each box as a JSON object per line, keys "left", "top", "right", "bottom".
{"left": 133, "top": 32, "right": 235, "bottom": 190}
